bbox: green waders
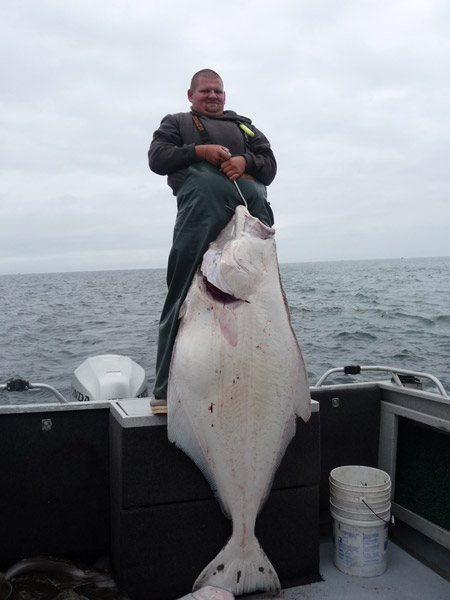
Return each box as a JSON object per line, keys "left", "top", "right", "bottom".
{"left": 153, "top": 162, "right": 274, "bottom": 399}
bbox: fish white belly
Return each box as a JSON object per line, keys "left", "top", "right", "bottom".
{"left": 167, "top": 206, "right": 311, "bottom": 595}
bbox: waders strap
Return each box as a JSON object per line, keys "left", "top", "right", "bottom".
{"left": 191, "top": 114, "right": 253, "bottom": 151}
{"left": 192, "top": 114, "right": 212, "bottom": 143}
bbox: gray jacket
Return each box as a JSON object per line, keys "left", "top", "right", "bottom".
{"left": 148, "top": 110, "right": 277, "bottom": 195}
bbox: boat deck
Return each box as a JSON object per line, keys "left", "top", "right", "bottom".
{"left": 3, "top": 539, "right": 450, "bottom": 600}
{"left": 2, "top": 378, "right": 449, "bottom": 600}
{"left": 247, "top": 539, "right": 450, "bottom": 600}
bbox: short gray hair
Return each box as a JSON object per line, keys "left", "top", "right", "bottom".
{"left": 190, "top": 69, "right": 223, "bottom": 91}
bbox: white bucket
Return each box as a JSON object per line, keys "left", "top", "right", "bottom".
{"left": 330, "top": 466, "right": 391, "bottom": 577}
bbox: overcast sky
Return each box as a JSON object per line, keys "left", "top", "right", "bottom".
{"left": 1, "top": 0, "right": 449, "bottom": 275}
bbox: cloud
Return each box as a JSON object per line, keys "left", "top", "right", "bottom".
{"left": 0, "top": 0, "right": 449, "bottom": 274}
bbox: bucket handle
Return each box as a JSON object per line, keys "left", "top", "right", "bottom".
{"left": 361, "top": 499, "right": 391, "bottom": 525}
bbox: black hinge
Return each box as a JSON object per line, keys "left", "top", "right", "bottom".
{"left": 6, "top": 378, "right": 30, "bottom": 392}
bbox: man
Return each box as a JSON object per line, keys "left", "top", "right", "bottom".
{"left": 148, "top": 69, "right": 277, "bottom": 413}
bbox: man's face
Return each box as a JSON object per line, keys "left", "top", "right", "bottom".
{"left": 188, "top": 76, "right": 226, "bottom": 116}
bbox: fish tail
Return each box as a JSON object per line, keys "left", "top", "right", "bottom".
{"left": 177, "top": 586, "right": 234, "bottom": 600}
{"left": 193, "top": 535, "right": 280, "bottom": 596}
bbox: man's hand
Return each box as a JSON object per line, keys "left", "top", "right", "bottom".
{"left": 195, "top": 144, "right": 232, "bottom": 166}
{"left": 220, "top": 156, "right": 246, "bottom": 182}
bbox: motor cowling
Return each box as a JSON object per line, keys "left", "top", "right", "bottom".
{"left": 71, "top": 354, "right": 147, "bottom": 402}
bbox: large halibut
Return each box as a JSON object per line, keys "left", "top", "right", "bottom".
{"left": 167, "top": 205, "right": 311, "bottom": 595}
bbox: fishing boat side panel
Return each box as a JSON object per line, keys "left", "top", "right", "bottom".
{"left": 0, "top": 405, "right": 110, "bottom": 566}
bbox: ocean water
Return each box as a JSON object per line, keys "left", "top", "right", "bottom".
{"left": 1, "top": 256, "right": 449, "bottom": 405}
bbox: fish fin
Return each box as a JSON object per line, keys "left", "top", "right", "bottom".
{"left": 294, "top": 379, "right": 312, "bottom": 423}
{"left": 256, "top": 384, "right": 310, "bottom": 514}
{"left": 278, "top": 273, "right": 312, "bottom": 423}
{"left": 193, "top": 535, "right": 280, "bottom": 596}
{"left": 292, "top": 356, "right": 312, "bottom": 423}
{"left": 256, "top": 412, "right": 298, "bottom": 513}
{"left": 177, "top": 586, "right": 234, "bottom": 600}
{"left": 167, "top": 382, "right": 231, "bottom": 518}
{"left": 168, "top": 395, "right": 215, "bottom": 490}
{"left": 178, "top": 299, "right": 188, "bottom": 319}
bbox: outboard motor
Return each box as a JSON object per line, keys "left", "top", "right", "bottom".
{"left": 71, "top": 354, "right": 147, "bottom": 402}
